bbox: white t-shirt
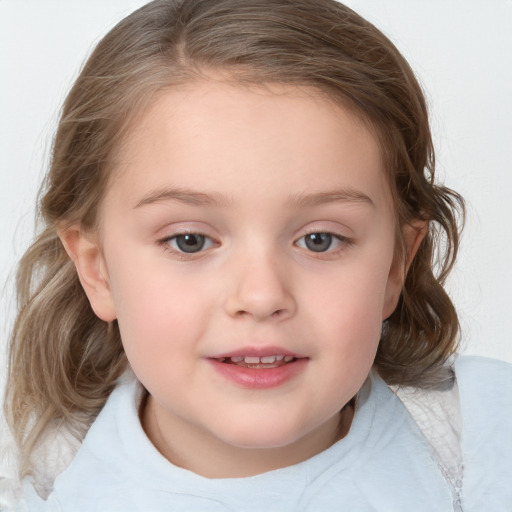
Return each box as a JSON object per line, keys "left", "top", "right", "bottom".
{"left": 19, "top": 356, "right": 512, "bottom": 511}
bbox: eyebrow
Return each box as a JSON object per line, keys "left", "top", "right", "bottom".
{"left": 134, "top": 186, "right": 374, "bottom": 209}
{"left": 286, "top": 189, "right": 375, "bottom": 209}
{"left": 134, "top": 187, "right": 232, "bottom": 208}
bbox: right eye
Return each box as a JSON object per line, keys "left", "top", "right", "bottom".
{"left": 166, "top": 233, "right": 214, "bottom": 254}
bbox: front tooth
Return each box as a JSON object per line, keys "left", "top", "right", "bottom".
{"left": 244, "top": 356, "right": 261, "bottom": 364}
{"left": 284, "top": 355, "right": 294, "bottom": 362}
{"left": 261, "top": 355, "right": 276, "bottom": 364}
{"left": 230, "top": 356, "right": 244, "bottom": 363}
{"left": 275, "top": 355, "right": 284, "bottom": 361}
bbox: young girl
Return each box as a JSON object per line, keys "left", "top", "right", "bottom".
{"left": 2, "top": 0, "right": 511, "bottom": 510}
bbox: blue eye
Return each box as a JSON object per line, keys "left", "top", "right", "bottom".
{"left": 169, "top": 234, "right": 210, "bottom": 253}
{"left": 296, "top": 232, "right": 349, "bottom": 253}
{"left": 303, "top": 233, "right": 333, "bottom": 252}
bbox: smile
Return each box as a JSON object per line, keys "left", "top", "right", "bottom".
{"left": 215, "top": 355, "right": 296, "bottom": 368}
{"left": 208, "top": 349, "right": 308, "bottom": 389}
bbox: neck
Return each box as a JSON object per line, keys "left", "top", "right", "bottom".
{"left": 140, "top": 394, "right": 354, "bottom": 479}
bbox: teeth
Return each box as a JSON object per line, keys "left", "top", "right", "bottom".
{"left": 222, "top": 355, "right": 295, "bottom": 364}
{"left": 244, "top": 356, "right": 261, "bottom": 364}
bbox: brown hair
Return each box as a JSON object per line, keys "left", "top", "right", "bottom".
{"left": 5, "top": 0, "right": 464, "bottom": 476}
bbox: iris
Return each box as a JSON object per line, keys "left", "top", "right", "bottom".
{"left": 304, "top": 233, "right": 332, "bottom": 252}
{"left": 175, "top": 234, "right": 206, "bottom": 253}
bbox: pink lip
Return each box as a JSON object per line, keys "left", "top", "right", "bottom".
{"left": 206, "top": 346, "right": 309, "bottom": 389}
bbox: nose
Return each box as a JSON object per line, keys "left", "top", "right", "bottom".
{"left": 223, "top": 251, "right": 297, "bottom": 322}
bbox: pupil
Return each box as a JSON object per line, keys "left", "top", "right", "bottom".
{"left": 176, "top": 234, "right": 205, "bottom": 253}
{"left": 305, "top": 233, "right": 332, "bottom": 252}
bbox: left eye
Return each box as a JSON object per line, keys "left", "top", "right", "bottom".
{"left": 167, "top": 233, "right": 214, "bottom": 253}
{"left": 296, "top": 232, "right": 343, "bottom": 253}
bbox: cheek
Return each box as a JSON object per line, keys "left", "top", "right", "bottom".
{"left": 309, "top": 255, "right": 390, "bottom": 318}
{"left": 302, "top": 255, "right": 392, "bottom": 356}
{"left": 107, "top": 256, "right": 212, "bottom": 364}
{"left": 309, "top": 283, "right": 384, "bottom": 402}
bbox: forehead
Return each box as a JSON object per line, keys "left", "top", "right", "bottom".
{"left": 109, "top": 80, "right": 390, "bottom": 211}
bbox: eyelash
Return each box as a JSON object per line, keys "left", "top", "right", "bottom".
{"left": 157, "top": 230, "right": 353, "bottom": 257}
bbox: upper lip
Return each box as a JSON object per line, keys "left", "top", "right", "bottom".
{"left": 208, "top": 345, "right": 307, "bottom": 359}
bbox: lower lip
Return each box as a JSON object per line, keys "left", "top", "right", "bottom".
{"left": 207, "top": 358, "right": 309, "bottom": 389}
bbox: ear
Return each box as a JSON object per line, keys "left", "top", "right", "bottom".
{"left": 58, "top": 225, "right": 117, "bottom": 322}
{"left": 382, "top": 220, "right": 428, "bottom": 320}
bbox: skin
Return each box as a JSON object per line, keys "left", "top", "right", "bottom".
{"left": 61, "top": 81, "right": 424, "bottom": 478}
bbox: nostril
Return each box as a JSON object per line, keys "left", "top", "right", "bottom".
{"left": 224, "top": 286, "right": 297, "bottom": 321}
{"left": 232, "top": 307, "right": 290, "bottom": 321}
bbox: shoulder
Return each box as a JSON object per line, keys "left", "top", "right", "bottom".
{"left": 455, "top": 355, "right": 512, "bottom": 420}
{"left": 455, "top": 354, "right": 511, "bottom": 382}
{"left": 454, "top": 354, "right": 511, "bottom": 442}
{"left": 455, "top": 356, "right": 512, "bottom": 511}
{"left": 20, "top": 374, "right": 143, "bottom": 511}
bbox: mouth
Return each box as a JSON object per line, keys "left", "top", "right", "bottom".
{"left": 213, "top": 354, "right": 298, "bottom": 369}
{"left": 207, "top": 348, "right": 308, "bottom": 389}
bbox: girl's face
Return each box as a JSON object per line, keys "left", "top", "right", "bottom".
{"left": 83, "top": 81, "right": 411, "bottom": 476}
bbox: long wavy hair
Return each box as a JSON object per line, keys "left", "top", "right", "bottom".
{"left": 5, "top": 0, "right": 464, "bottom": 477}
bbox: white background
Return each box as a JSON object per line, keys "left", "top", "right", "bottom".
{"left": 1, "top": 0, "right": 511, "bottom": 442}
